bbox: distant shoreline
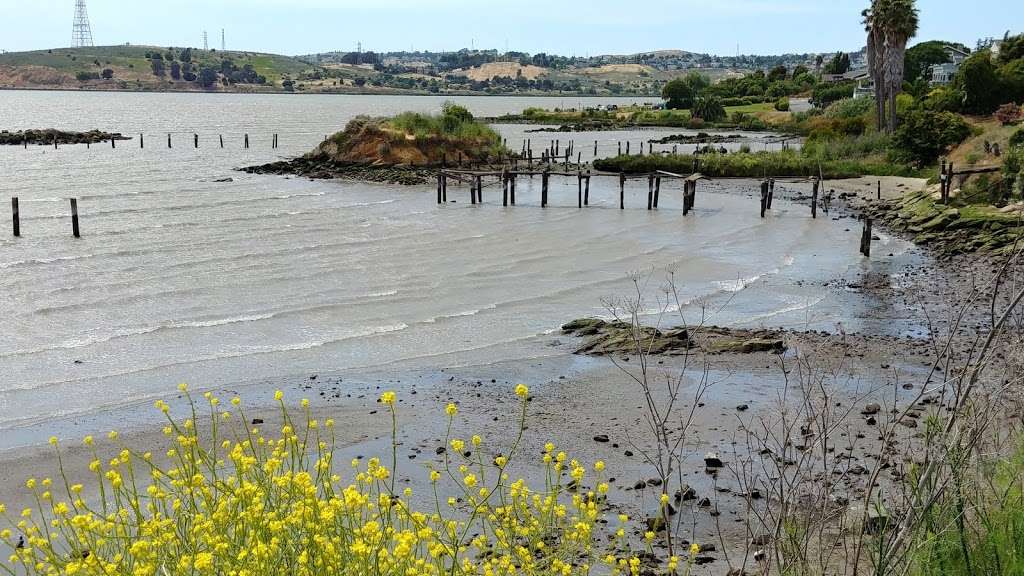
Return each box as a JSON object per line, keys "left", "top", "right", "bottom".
{"left": 0, "top": 85, "right": 663, "bottom": 99}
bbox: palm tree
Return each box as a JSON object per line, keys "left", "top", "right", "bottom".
{"left": 862, "top": 7, "right": 886, "bottom": 131}
{"left": 866, "top": 0, "right": 919, "bottom": 133}
{"left": 879, "top": 0, "right": 919, "bottom": 132}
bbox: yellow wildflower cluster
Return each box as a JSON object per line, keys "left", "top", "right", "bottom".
{"left": 0, "top": 384, "right": 683, "bottom": 575}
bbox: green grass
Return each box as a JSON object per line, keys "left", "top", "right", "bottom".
{"left": 593, "top": 149, "right": 927, "bottom": 179}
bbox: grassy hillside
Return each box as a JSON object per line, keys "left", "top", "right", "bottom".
{"left": 0, "top": 45, "right": 314, "bottom": 92}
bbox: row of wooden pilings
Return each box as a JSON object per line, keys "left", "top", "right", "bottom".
{"left": 10, "top": 197, "right": 80, "bottom": 238}
{"left": 26, "top": 133, "right": 282, "bottom": 150}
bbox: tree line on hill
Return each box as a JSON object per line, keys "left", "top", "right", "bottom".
{"left": 145, "top": 48, "right": 267, "bottom": 89}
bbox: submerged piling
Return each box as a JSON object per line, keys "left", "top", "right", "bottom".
{"left": 70, "top": 198, "right": 80, "bottom": 238}
{"left": 12, "top": 197, "right": 19, "bottom": 237}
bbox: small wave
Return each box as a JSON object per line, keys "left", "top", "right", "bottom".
{"left": 714, "top": 271, "right": 774, "bottom": 293}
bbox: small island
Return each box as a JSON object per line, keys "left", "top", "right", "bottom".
{"left": 0, "top": 128, "right": 130, "bottom": 146}
{"left": 243, "top": 103, "right": 507, "bottom": 185}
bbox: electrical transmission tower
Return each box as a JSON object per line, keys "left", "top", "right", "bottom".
{"left": 203, "top": 30, "right": 209, "bottom": 51}
{"left": 72, "top": 0, "right": 94, "bottom": 48}
{"left": 221, "top": 29, "right": 225, "bottom": 51}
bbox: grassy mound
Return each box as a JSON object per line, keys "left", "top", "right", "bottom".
{"left": 313, "top": 103, "right": 504, "bottom": 167}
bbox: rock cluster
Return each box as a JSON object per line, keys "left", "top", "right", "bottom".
{"left": 560, "top": 318, "right": 786, "bottom": 356}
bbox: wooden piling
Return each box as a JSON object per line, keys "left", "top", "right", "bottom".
{"left": 503, "top": 171, "right": 509, "bottom": 207}
{"left": 53, "top": 135, "right": 58, "bottom": 150}
{"left": 12, "top": 197, "right": 19, "bottom": 237}
{"left": 244, "top": 134, "right": 250, "bottom": 149}
{"left": 877, "top": 180, "right": 881, "bottom": 200}
{"left": 860, "top": 218, "right": 873, "bottom": 257}
{"left": 577, "top": 173, "right": 583, "bottom": 208}
{"left": 619, "top": 173, "right": 625, "bottom": 209}
{"left": 653, "top": 177, "right": 661, "bottom": 208}
{"left": 811, "top": 178, "right": 819, "bottom": 219}
{"left": 618, "top": 142, "right": 622, "bottom": 156}
{"left": 442, "top": 174, "right": 448, "bottom": 202}
{"left": 767, "top": 178, "right": 775, "bottom": 210}
{"left": 140, "top": 134, "right": 144, "bottom": 148}
{"left": 510, "top": 173, "right": 516, "bottom": 205}
{"left": 437, "top": 172, "right": 443, "bottom": 204}
{"left": 584, "top": 174, "right": 590, "bottom": 206}
{"left": 647, "top": 176, "right": 654, "bottom": 210}
{"left": 760, "top": 181, "right": 768, "bottom": 218}
{"left": 70, "top": 198, "right": 80, "bottom": 238}
{"left": 648, "top": 142, "right": 653, "bottom": 155}
{"left": 594, "top": 140, "right": 598, "bottom": 156}
{"left": 220, "top": 135, "right": 224, "bottom": 148}
{"left": 111, "top": 137, "right": 115, "bottom": 149}
{"left": 475, "top": 175, "right": 483, "bottom": 203}
{"left": 541, "top": 172, "right": 550, "bottom": 207}
{"left": 626, "top": 141, "right": 630, "bottom": 155}
{"left": 168, "top": 133, "right": 172, "bottom": 148}
{"left": 194, "top": 134, "right": 199, "bottom": 149}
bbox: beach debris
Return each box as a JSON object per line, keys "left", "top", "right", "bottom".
{"left": 592, "top": 434, "right": 610, "bottom": 443}
{"left": 861, "top": 403, "right": 881, "bottom": 415}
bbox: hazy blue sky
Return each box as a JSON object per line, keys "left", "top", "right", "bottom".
{"left": 1, "top": 0, "right": 1017, "bottom": 56}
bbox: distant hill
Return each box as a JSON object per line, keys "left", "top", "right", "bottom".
{"left": 0, "top": 45, "right": 770, "bottom": 96}
{"left": 0, "top": 45, "right": 313, "bottom": 92}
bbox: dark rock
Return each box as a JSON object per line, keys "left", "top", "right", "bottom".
{"left": 593, "top": 434, "right": 610, "bottom": 443}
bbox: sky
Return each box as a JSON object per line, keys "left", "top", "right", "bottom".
{"left": 0, "top": 0, "right": 1018, "bottom": 57}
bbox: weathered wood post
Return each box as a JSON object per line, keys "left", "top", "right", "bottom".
{"left": 619, "top": 173, "right": 626, "bottom": 209}
{"left": 53, "top": 135, "right": 58, "bottom": 150}
{"left": 577, "top": 152, "right": 581, "bottom": 166}
{"left": 760, "top": 181, "right": 768, "bottom": 218}
{"left": 111, "top": 137, "right": 115, "bottom": 149}
{"left": 244, "top": 134, "right": 250, "bottom": 149}
{"left": 542, "top": 171, "right": 549, "bottom": 207}
{"left": 476, "top": 175, "right": 483, "bottom": 203}
{"left": 648, "top": 142, "right": 653, "bottom": 155}
{"left": 767, "top": 178, "right": 775, "bottom": 210}
{"left": 594, "top": 140, "right": 598, "bottom": 156}
{"left": 860, "top": 218, "right": 873, "bottom": 257}
{"left": 442, "top": 173, "right": 448, "bottom": 202}
{"left": 618, "top": 142, "right": 622, "bottom": 156}
{"left": 577, "top": 172, "right": 583, "bottom": 208}
{"left": 87, "top": 141, "right": 90, "bottom": 149}
{"left": 140, "top": 134, "right": 144, "bottom": 148}
{"left": 437, "top": 172, "right": 443, "bottom": 204}
{"left": 70, "top": 198, "right": 80, "bottom": 238}
{"left": 683, "top": 182, "right": 690, "bottom": 216}
{"left": 653, "top": 177, "right": 661, "bottom": 208}
{"left": 23, "top": 136, "right": 27, "bottom": 149}
{"left": 12, "top": 197, "right": 19, "bottom": 237}
{"left": 168, "top": 133, "right": 172, "bottom": 148}
{"left": 811, "top": 177, "right": 819, "bottom": 219}
{"left": 503, "top": 171, "right": 509, "bottom": 207}
{"left": 626, "top": 141, "right": 630, "bottom": 155}
{"left": 220, "top": 135, "right": 224, "bottom": 148}
{"left": 877, "top": 180, "right": 881, "bottom": 200}
{"left": 584, "top": 173, "right": 591, "bottom": 206}
{"left": 946, "top": 162, "right": 954, "bottom": 204}
{"left": 939, "top": 159, "right": 948, "bottom": 204}
{"left": 194, "top": 134, "right": 199, "bottom": 149}
{"left": 647, "top": 176, "right": 654, "bottom": 210}
{"left": 470, "top": 176, "right": 477, "bottom": 205}
{"left": 510, "top": 173, "right": 516, "bottom": 205}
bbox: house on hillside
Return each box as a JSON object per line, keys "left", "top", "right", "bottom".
{"left": 928, "top": 44, "right": 971, "bottom": 86}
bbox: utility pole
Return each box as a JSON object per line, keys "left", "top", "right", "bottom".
{"left": 221, "top": 28, "right": 225, "bottom": 51}
{"left": 203, "top": 30, "right": 208, "bottom": 51}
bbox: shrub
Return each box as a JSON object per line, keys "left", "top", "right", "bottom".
{"left": 995, "top": 102, "right": 1021, "bottom": 125}
{"left": 0, "top": 386, "right": 683, "bottom": 576}
{"left": 774, "top": 97, "right": 790, "bottom": 112}
{"left": 890, "top": 109, "right": 971, "bottom": 165}
{"left": 691, "top": 96, "right": 726, "bottom": 122}
{"left": 812, "top": 82, "right": 855, "bottom": 108}
{"left": 1010, "top": 128, "right": 1024, "bottom": 148}
{"left": 74, "top": 71, "right": 99, "bottom": 82}
{"left": 824, "top": 97, "right": 875, "bottom": 119}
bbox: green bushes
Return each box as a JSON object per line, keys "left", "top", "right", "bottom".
{"left": 825, "top": 97, "right": 875, "bottom": 119}
{"left": 386, "top": 103, "right": 499, "bottom": 142}
{"left": 1009, "top": 128, "right": 1024, "bottom": 148}
{"left": 691, "top": 96, "right": 726, "bottom": 122}
{"left": 774, "top": 97, "right": 790, "bottom": 112}
{"left": 593, "top": 149, "right": 922, "bottom": 178}
{"left": 812, "top": 81, "right": 856, "bottom": 108}
{"left": 890, "top": 109, "right": 971, "bottom": 165}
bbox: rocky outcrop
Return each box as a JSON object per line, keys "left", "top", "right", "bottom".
{"left": 0, "top": 129, "right": 131, "bottom": 146}
{"left": 864, "top": 186, "right": 1024, "bottom": 255}
{"left": 561, "top": 318, "right": 786, "bottom": 356}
